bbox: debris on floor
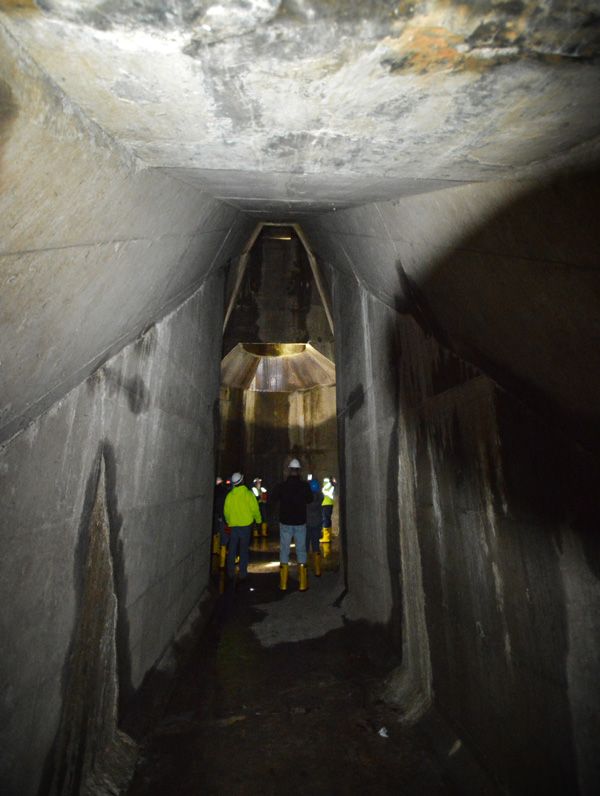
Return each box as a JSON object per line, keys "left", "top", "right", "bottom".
{"left": 128, "top": 561, "right": 451, "bottom": 795}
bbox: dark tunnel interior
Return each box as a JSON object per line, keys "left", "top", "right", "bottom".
{"left": 1, "top": 3, "right": 600, "bottom": 796}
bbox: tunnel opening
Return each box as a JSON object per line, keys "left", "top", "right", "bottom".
{"left": 215, "top": 224, "right": 341, "bottom": 589}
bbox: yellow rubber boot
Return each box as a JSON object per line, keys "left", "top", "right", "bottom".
{"left": 321, "top": 527, "right": 331, "bottom": 543}
{"left": 212, "top": 533, "right": 220, "bottom": 554}
{"left": 314, "top": 552, "right": 322, "bottom": 577}
{"left": 219, "top": 545, "right": 227, "bottom": 569}
{"left": 261, "top": 522, "right": 268, "bottom": 537}
{"left": 279, "top": 563, "right": 289, "bottom": 591}
{"left": 299, "top": 563, "right": 309, "bottom": 592}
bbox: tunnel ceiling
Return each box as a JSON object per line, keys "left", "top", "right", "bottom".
{"left": 221, "top": 342, "right": 335, "bottom": 391}
{"left": 2, "top": 1, "right": 599, "bottom": 215}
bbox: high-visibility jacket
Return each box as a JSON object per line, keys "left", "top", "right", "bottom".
{"left": 322, "top": 480, "right": 335, "bottom": 506}
{"left": 224, "top": 485, "right": 262, "bottom": 527}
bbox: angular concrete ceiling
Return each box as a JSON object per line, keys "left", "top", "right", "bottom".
{"left": 2, "top": 1, "right": 599, "bottom": 214}
{"left": 221, "top": 342, "right": 336, "bottom": 391}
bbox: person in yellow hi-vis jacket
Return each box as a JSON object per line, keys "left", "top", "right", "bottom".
{"left": 321, "top": 476, "right": 335, "bottom": 543}
{"left": 224, "top": 472, "right": 262, "bottom": 583}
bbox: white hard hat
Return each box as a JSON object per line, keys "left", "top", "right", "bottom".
{"left": 288, "top": 458, "right": 301, "bottom": 469}
{"left": 231, "top": 472, "right": 243, "bottom": 485}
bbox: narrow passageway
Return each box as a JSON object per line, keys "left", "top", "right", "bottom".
{"left": 2, "top": 5, "right": 600, "bottom": 795}
{"left": 128, "top": 541, "right": 449, "bottom": 796}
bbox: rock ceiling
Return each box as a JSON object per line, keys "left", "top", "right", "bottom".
{"left": 1, "top": 1, "right": 599, "bottom": 212}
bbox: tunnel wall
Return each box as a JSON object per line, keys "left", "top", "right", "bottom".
{"left": 0, "top": 22, "right": 251, "bottom": 444}
{"left": 0, "top": 273, "right": 225, "bottom": 796}
{"left": 219, "top": 384, "right": 338, "bottom": 507}
{"left": 308, "top": 193, "right": 600, "bottom": 793}
{"left": 330, "top": 269, "right": 600, "bottom": 793}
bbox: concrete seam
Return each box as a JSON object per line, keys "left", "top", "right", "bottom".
{"left": 0, "top": 228, "right": 238, "bottom": 259}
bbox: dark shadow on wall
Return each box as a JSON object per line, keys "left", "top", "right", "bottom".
{"left": 395, "top": 166, "right": 600, "bottom": 456}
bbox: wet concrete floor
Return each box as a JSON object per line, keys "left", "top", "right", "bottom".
{"left": 128, "top": 538, "right": 453, "bottom": 795}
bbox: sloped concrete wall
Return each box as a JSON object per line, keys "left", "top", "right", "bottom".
{"left": 303, "top": 169, "right": 600, "bottom": 451}
{"left": 0, "top": 275, "right": 225, "bottom": 796}
{"left": 319, "top": 236, "right": 600, "bottom": 792}
{"left": 0, "top": 21, "right": 252, "bottom": 443}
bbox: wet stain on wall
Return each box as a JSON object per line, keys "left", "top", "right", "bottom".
{"left": 346, "top": 383, "right": 365, "bottom": 420}
{"left": 0, "top": 78, "right": 18, "bottom": 174}
{"left": 48, "top": 448, "right": 136, "bottom": 795}
{"left": 134, "top": 324, "right": 157, "bottom": 359}
{"left": 103, "top": 367, "right": 151, "bottom": 415}
{"left": 102, "top": 441, "right": 135, "bottom": 717}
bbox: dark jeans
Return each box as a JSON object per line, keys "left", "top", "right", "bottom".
{"left": 227, "top": 524, "right": 252, "bottom": 577}
{"left": 214, "top": 516, "right": 228, "bottom": 546}
{"left": 306, "top": 524, "right": 321, "bottom": 554}
{"left": 322, "top": 504, "right": 333, "bottom": 528}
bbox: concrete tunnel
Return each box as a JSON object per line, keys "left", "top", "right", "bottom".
{"left": 1, "top": 1, "right": 600, "bottom": 794}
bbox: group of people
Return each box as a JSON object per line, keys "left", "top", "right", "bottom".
{"left": 212, "top": 459, "right": 336, "bottom": 591}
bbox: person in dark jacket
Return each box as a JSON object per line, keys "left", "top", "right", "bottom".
{"left": 270, "top": 458, "right": 313, "bottom": 592}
